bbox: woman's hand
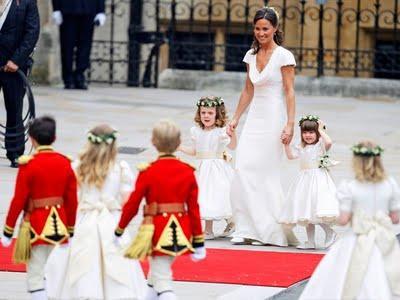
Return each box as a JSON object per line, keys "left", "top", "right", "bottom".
{"left": 227, "top": 118, "right": 239, "bottom": 137}
{"left": 281, "top": 124, "right": 294, "bottom": 145}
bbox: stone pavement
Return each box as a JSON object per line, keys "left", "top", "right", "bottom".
{"left": 0, "top": 85, "right": 399, "bottom": 299}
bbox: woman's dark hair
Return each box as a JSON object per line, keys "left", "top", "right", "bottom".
{"left": 251, "top": 7, "right": 284, "bottom": 54}
{"left": 28, "top": 115, "right": 56, "bottom": 145}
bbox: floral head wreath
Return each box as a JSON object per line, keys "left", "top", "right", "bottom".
{"left": 264, "top": 6, "right": 280, "bottom": 22}
{"left": 351, "top": 144, "right": 384, "bottom": 157}
{"left": 299, "top": 115, "right": 319, "bottom": 126}
{"left": 196, "top": 96, "right": 224, "bottom": 108}
{"left": 87, "top": 131, "right": 118, "bottom": 145}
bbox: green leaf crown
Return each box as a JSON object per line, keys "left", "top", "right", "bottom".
{"left": 299, "top": 115, "right": 319, "bottom": 126}
{"left": 196, "top": 96, "right": 224, "bottom": 108}
{"left": 87, "top": 131, "right": 118, "bottom": 145}
{"left": 351, "top": 144, "right": 384, "bottom": 157}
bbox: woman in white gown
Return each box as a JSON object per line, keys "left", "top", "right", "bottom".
{"left": 45, "top": 125, "right": 146, "bottom": 300}
{"left": 300, "top": 141, "right": 400, "bottom": 300}
{"left": 228, "top": 7, "right": 298, "bottom": 246}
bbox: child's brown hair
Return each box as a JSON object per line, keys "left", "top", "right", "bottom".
{"left": 194, "top": 96, "right": 228, "bottom": 129}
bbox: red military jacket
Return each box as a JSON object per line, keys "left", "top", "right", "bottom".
{"left": 117, "top": 154, "right": 204, "bottom": 256}
{"left": 3, "top": 146, "right": 78, "bottom": 246}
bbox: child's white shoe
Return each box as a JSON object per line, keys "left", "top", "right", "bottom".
{"left": 158, "top": 291, "right": 177, "bottom": 300}
{"left": 205, "top": 232, "right": 215, "bottom": 240}
{"left": 30, "top": 290, "right": 47, "bottom": 300}
{"left": 230, "top": 237, "right": 247, "bottom": 245}
{"left": 220, "top": 222, "right": 235, "bottom": 238}
{"left": 145, "top": 285, "right": 158, "bottom": 300}
{"left": 296, "top": 241, "right": 316, "bottom": 250}
{"left": 251, "top": 241, "right": 264, "bottom": 246}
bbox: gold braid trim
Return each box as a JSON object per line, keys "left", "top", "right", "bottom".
{"left": 115, "top": 226, "right": 125, "bottom": 236}
{"left": 193, "top": 235, "right": 205, "bottom": 243}
{"left": 4, "top": 225, "right": 14, "bottom": 235}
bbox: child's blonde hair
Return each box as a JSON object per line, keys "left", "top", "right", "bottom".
{"left": 352, "top": 140, "right": 386, "bottom": 183}
{"left": 76, "top": 124, "right": 118, "bottom": 188}
{"left": 194, "top": 96, "right": 228, "bottom": 129}
{"left": 152, "top": 119, "right": 181, "bottom": 154}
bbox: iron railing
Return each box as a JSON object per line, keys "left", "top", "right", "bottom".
{"left": 89, "top": 0, "right": 400, "bottom": 86}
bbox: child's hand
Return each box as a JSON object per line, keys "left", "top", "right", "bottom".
{"left": 226, "top": 126, "right": 235, "bottom": 137}
{"left": 227, "top": 119, "right": 238, "bottom": 136}
{"left": 318, "top": 120, "right": 326, "bottom": 131}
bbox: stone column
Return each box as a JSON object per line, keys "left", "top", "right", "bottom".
{"left": 31, "top": 1, "right": 61, "bottom": 84}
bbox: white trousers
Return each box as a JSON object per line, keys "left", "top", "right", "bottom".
{"left": 148, "top": 256, "right": 175, "bottom": 293}
{"left": 27, "top": 245, "right": 54, "bottom": 292}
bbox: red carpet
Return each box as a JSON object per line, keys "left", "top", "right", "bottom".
{"left": 0, "top": 241, "right": 322, "bottom": 287}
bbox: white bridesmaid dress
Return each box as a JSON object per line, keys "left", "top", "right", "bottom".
{"left": 231, "top": 46, "right": 296, "bottom": 245}
{"left": 300, "top": 177, "right": 400, "bottom": 300}
{"left": 191, "top": 126, "right": 234, "bottom": 220}
{"left": 279, "top": 139, "right": 339, "bottom": 225}
{"left": 45, "top": 160, "right": 147, "bottom": 300}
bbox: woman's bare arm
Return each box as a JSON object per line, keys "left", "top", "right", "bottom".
{"left": 281, "top": 65, "right": 296, "bottom": 144}
{"left": 227, "top": 65, "right": 254, "bottom": 135}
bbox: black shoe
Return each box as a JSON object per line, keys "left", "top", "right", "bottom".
{"left": 74, "top": 81, "right": 88, "bottom": 90}
{"left": 64, "top": 82, "right": 75, "bottom": 89}
{"left": 10, "top": 159, "right": 19, "bottom": 168}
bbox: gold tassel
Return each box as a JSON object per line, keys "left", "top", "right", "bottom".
{"left": 12, "top": 221, "right": 32, "bottom": 264}
{"left": 124, "top": 224, "right": 155, "bottom": 260}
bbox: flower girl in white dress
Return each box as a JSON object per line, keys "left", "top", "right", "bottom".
{"left": 179, "top": 96, "right": 237, "bottom": 240}
{"left": 280, "top": 115, "right": 339, "bottom": 249}
{"left": 45, "top": 124, "right": 146, "bottom": 300}
{"left": 300, "top": 141, "right": 400, "bottom": 300}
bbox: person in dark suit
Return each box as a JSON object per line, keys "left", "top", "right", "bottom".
{"left": 52, "top": 0, "right": 106, "bottom": 90}
{"left": 0, "top": 0, "right": 40, "bottom": 168}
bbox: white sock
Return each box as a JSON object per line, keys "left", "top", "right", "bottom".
{"left": 282, "top": 225, "right": 299, "bottom": 246}
{"left": 306, "top": 224, "right": 315, "bottom": 245}
{"left": 319, "top": 224, "right": 335, "bottom": 242}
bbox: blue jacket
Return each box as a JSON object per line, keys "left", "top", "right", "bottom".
{"left": 0, "top": 0, "right": 40, "bottom": 68}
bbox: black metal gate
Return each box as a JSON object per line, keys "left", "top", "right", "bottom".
{"left": 90, "top": 0, "right": 400, "bottom": 86}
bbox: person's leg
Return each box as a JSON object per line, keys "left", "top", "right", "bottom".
{"left": 319, "top": 223, "right": 336, "bottom": 248}
{"left": 220, "top": 217, "right": 235, "bottom": 237}
{"left": 60, "top": 14, "right": 78, "bottom": 88}
{"left": 282, "top": 224, "right": 299, "bottom": 247}
{"left": 1, "top": 72, "right": 25, "bottom": 165}
{"left": 74, "top": 14, "right": 95, "bottom": 89}
{"left": 297, "top": 224, "right": 316, "bottom": 249}
{"left": 27, "top": 245, "right": 53, "bottom": 300}
{"left": 149, "top": 256, "right": 175, "bottom": 298}
{"left": 204, "top": 220, "right": 214, "bottom": 239}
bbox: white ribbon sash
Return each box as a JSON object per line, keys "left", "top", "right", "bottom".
{"left": 68, "top": 196, "right": 131, "bottom": 287}
{"left": 342, "top": 210, "right": 400, "bottom": 299}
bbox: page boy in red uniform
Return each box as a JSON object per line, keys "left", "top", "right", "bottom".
{"left": 115, "top": 120, "right": 205, "bottom": 300}
{"left": 1, "top": 116, "right": 78, "bottom": 300}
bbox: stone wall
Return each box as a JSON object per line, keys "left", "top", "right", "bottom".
{"left": 158, "top": 68, "right": 400, "bottom": 99}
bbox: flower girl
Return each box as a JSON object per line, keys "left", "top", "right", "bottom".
{"left": 300, "top": 141, "right": 400, "bottom": 299}
{"left": 45, "top": 124, "right": 146, "bottom": 299}
{"left": 280, "top": 115, "right": 339, "bottom": 249}
{"left": 179, "top": 96, "right": 237, "bottom": 239}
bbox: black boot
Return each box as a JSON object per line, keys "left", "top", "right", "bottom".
{"left": 74, "top": 73, "right": 88, "bottom": 90}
